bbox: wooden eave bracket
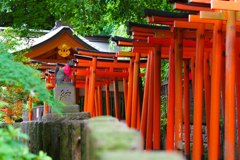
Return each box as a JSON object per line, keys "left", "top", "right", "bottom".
{"left": 211, "top": 1, "right": 240, "bottom": 11}
{"left": 200, "top": 11, "right": 240, "bottom": 21}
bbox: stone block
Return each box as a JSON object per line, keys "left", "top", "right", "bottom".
{"left": 32, "top": 122, "right": 38, "bottom": 154}
{"left": 54, "top": 84, "right": 76, "bottom": 105}
{"left": 52, "top": 104, "right": 80, "bottom": 113}
{"left": 12, "top": 123, "right": 20, "bottom": 141}
{"left": 25, "top": 122, "right": 30, "bottom": 147}
{"left": 85, "top": 121, "right": 142, "bottom": 160}
{"left": 51, "top": 120, "right": 62, "bottom": 160}
{"left": 100, "top": 151, "right": 185, "bottom": 160}
{"left": 36, "top": 121, "right": 43, "bottom": 154}
{"left": 81, "top": 120, "right": 89, "bottom": 160}
{"left": 68, "top": 120, "right": 82, "bottom": 160}
{"left": 60, "top": 119, "right": 70, "bottom": 160}
{"left": 20, "top": 122, "right": 27, "bottom": 144}
{"left": 28, "top": 121, "right": 35, "bottom": 153}
{"left": 19, "top": 122, "right": 26, "bottom": 144}
{"left": 88, "top": 116, "right": 118, "bottom": 123}
{"left": 42, "top": 121, "right": 52, "bottom": 157}
{"left": 13, "top": 122, "right": 20, "bottom": 129}
{"left": 42, "top": 112, "right": 90, "bottom": 121}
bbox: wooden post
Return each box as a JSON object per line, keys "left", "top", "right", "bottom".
{"left": 153, "top": 44, "right": 161, "bottom": 150}
{"left": 146, "top": 50, "right": 154, "bottom": 150}
{"left": 98, "top": 85, "right": 103, "bottom": 116}
{"left": 191, "top": 57, "right": 195, "bottom": 97}
{"left": 184, "top": 60, "right": 190, "bottom": 160}
{"left": 84, "top": 75, "right": 89, "bottom": 112}
{"left": 123, "top": 74, "right": 128, "bottom": 118}
{"left": 126, "top": 58, "right": 134, "bottom": 126}
{"left": 225, "top": 10, "right": 236, "bottom": 160}
{"left": 28, "top": 97, "right": 32, "bottom": 121}
{"left": 140, "top": 54, "right": 150, "bottom": 142}
{"left": 95, "top": 88, "right": 99, "bottom": 116}
{"left": 166, "top": 28, "right": 175, "bottom": 151}
{"left": 131, "top": 52, "right": 140, "bottom": 128}
{"left": 137, "top": 92, "right": 140, "bottom": 130}
{"left": 105, "top": 82, "right": 110, "bottom": 116}
{"left": 221, "top": 53, "right": 226, "bottom": 127}
{"left": 192, "top": 23, "right": 204, "bottom": 160}
{"left": 175, "top": 28, "right": 183, "bottom": 152}
{"left": 43, "top": 76, "right": 50, "bottom": 115}
{"left": 114, "top": 77, "right": 120, "bottom": 120}
{"left": 236, "top": 38, "right": 240, "bottom": 160}
{"left": 209, "top": 20, "right": 223, "bottom": 160}
{"left": 89, "top": 57, "right": 97, "bottom": 117}
{"left": 203, "top": 52, "right": 211, "bottom": 149}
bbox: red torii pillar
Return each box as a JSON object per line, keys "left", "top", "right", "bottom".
{"left": 200, "top": 5, "right": 237, "bottom": 159}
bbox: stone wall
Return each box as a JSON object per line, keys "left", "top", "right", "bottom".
{"left": 0, "top": 112, "right": 91, "bottom": 160}
{"left": 0, "top": 115, "right": 185, "bottom": 160}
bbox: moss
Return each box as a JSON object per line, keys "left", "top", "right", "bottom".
{"left": 87, "top": 122, "right": 142, "bottom": 160}
{"left": 100, "top": 151, "right": 185, "bottom": 160}
{"left": 88, "top": 116, "right": 118, "bottom": 123}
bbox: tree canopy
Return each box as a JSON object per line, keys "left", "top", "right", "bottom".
{"left": 0, "top": 0, "right": 174, "bottom": 36}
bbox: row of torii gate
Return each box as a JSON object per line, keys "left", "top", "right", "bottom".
{"left": 38, "top": 0, "right": 240, "bottom": 159}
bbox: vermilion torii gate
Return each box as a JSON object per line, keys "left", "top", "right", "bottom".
{"left": 30, "top": 2, "right": 240, "bottom": 158}
{"left": 75, "top": 48, "right": 148, "bottom": 120}
{"left": 141, "top": 3, "right": 240, "bottom": 160}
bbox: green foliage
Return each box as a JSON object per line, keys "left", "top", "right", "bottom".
{"left": 0, "top": 0, "right": 174, "bottom": 36}
{"left": 0, "top": 125, "right": 51, "bottom": 160}
{"left": 0, "top": 42, "right": 64, "bottom": 121}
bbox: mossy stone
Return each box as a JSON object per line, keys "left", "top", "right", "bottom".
{"left": 36, "top": 121, "right": 43, "bottom": 154}
{"left": 60, "top": 119, "right": 69, "bottom": 160}
{"left": 100, "top": 151, "right": 185, "bottom": 160}
{"left": 51, "top": 120, "right": 62, "bottom": 160}
{"left": 42, "top": 112, "right": 90, "bottom": 121}
{"left": 42, "top": 121, "right": 52, "bottom": 157}
{"left": 68, "top": 120, "right": 82, "bottom": 160}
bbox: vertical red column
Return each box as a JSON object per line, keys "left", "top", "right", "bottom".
{"left": 225, "top": 10, "right": 236, "bottom": 160}
{"left": 175, "top": 28, "right": 183, "bottom": 152}
{"left": 236, "top": 38, "right": 240, "bottom": 160}
{"left": 89, "top": 57, "right": 97, "bottom": 117}
{"left": 84, "top": 75, "right": 89, "bottom": 112}
{"left": 140, "top": 54, "right": 150, "bottom": 142}
{"left": 98, "top": 85, "right": 102, "bottom": 116}
{"left": 126, "top": 58, "right": 134, "bottom": 127}
{"left": 191, "top": 57, "right": 195, "bottom": 97}
{"left": 28, "top": 97, "right": 32, "bottom": 121}
{"left": 131, "top": 53, "right": 140, "bottom": 128}
{"left": 137, "top": 92, "right": 140, "bottom": 130}
{"left": 146, "top": 50, "right": 154, "bottom": 150}
{"left": 203, "top": 52, "right": 211, "bottom": 148}
{"left": 221, "top": 53, "right": 226, "bottom": 127}
{"left": 114, "top": 77, "right": 120, "bottom": 120}
{"left": 184, "top": 60, "right": 190, "bottom": 160}
{"left": 192, "top": 23, "right": 204, "bottom": 160}
{"left": 123, "top": 74, "right": 128, "bottom": 118}
{"left": 105, "top": 82, "right": 110, "bottom": 116}
{"left": 153, "top": 44, "right": 161, "bottom": 150}
{"left": 166, "top": 27, "right": 175, "bottom": 151}
{"left": 209, "top": 20, "right": 222, "bottom": 160}
{"left": 94, "top": 88, "right": 99, "bottom": 116}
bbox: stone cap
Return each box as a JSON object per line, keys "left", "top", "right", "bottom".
{"left": 100, "top": 151, "right": 186, "bottom": 160}
{"left": 42, "top": 112, "right": 90, "bottom": 121}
